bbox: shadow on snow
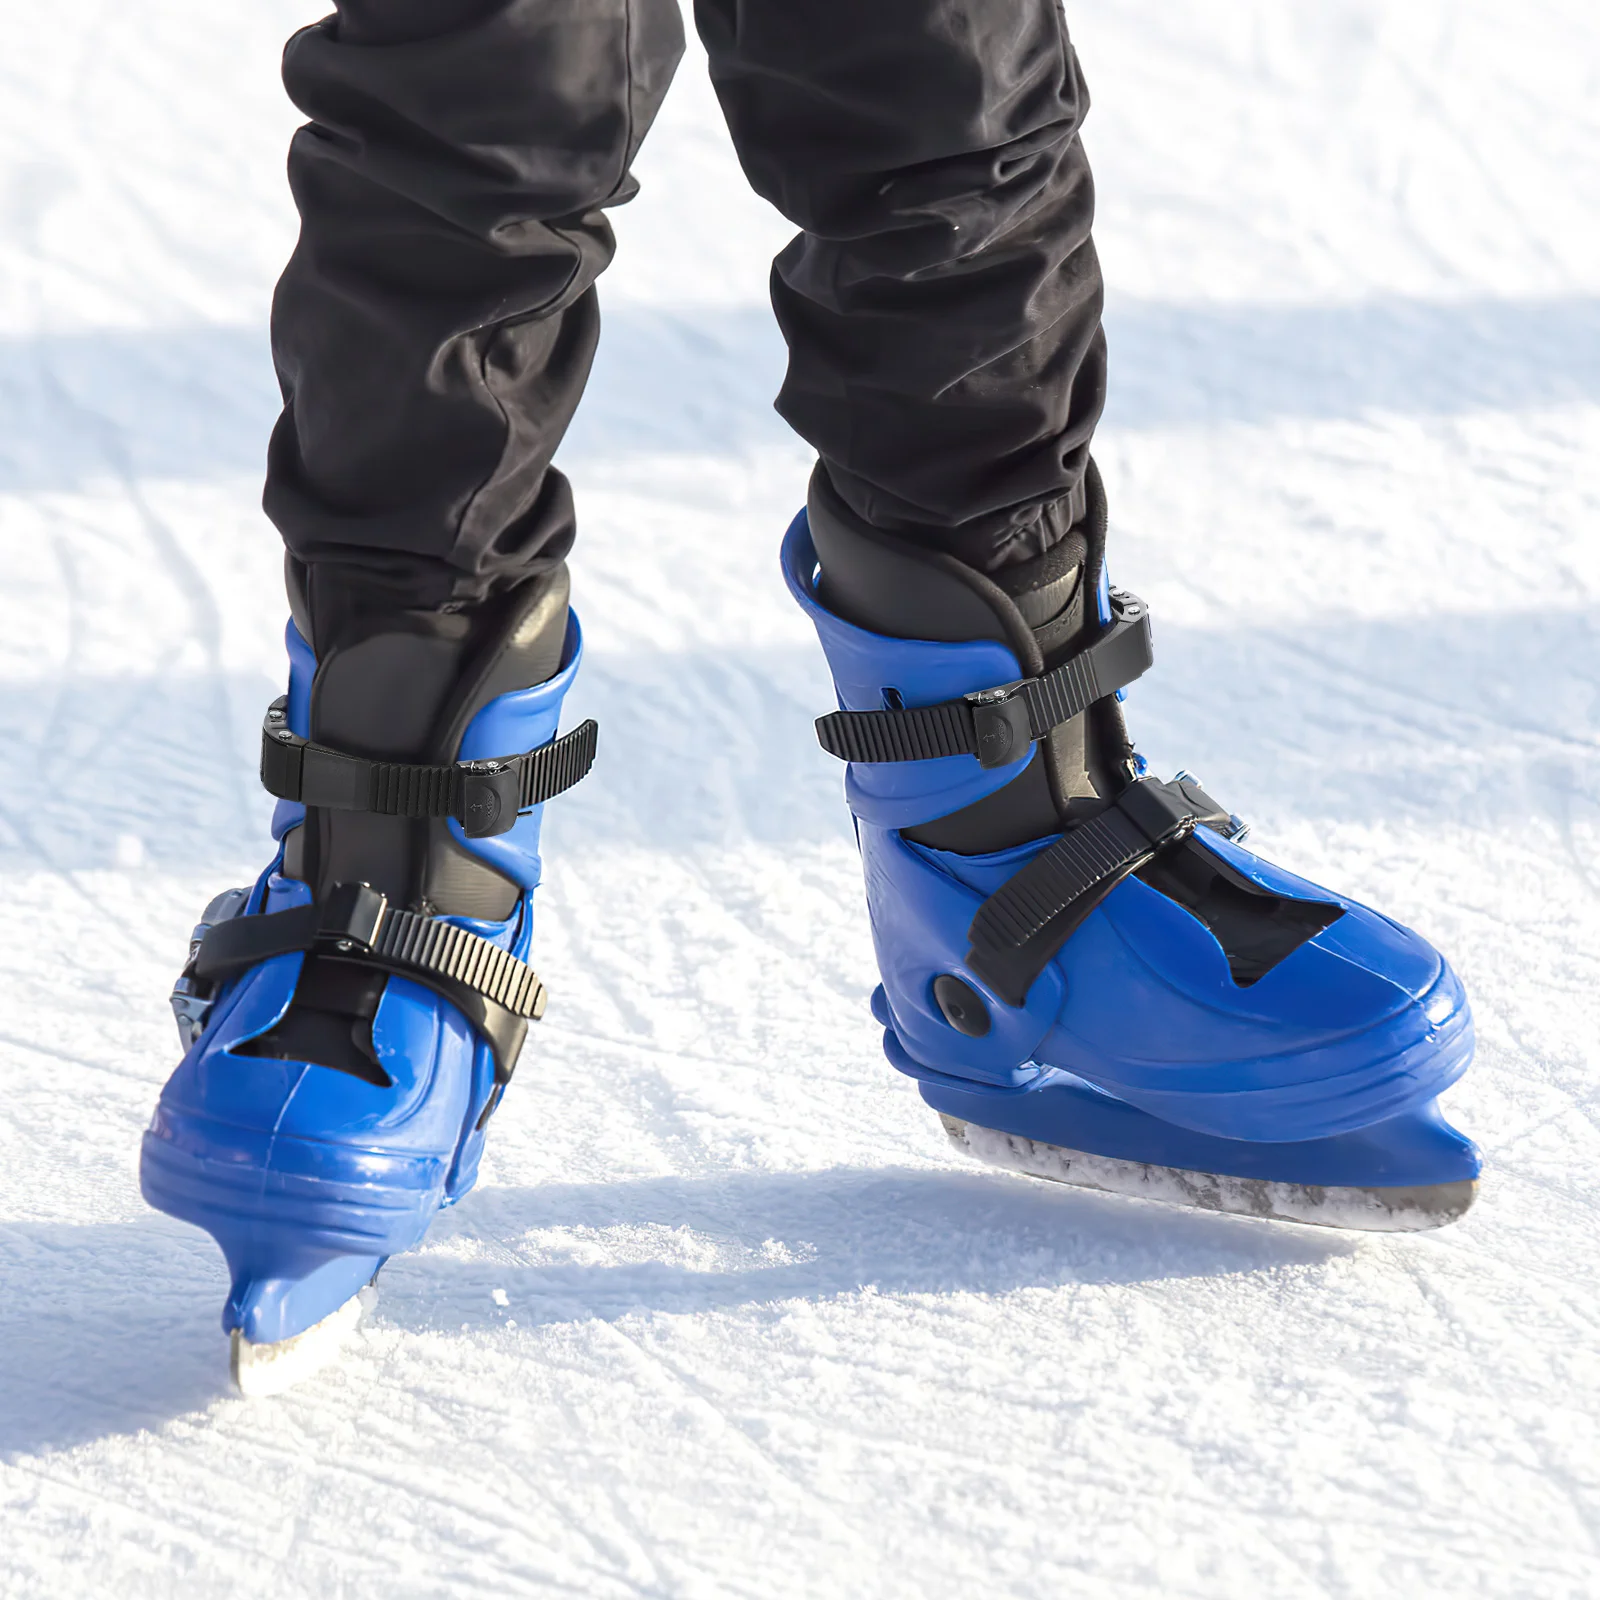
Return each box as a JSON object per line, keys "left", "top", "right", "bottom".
{"left": 0, "top": 1162, "right": 1351, "bottom": 1459}
{"left": 0, "top": 294, "right": 1596, "bottom": 493}
{"left": 0, "top": 604, "right": 1594, "bottom": 874}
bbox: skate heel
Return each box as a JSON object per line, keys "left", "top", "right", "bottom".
{"left": 869, "top": 983, "right": 1045, "bottom": 1094}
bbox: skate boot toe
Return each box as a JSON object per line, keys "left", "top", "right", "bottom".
{"left": 143, "top": 900, "right": 533, "bottom": 1346}
{"left": 871, "top": 823, "right": 1474, "bottom": 1146}
{"left": 1048, "top": 844, "right": 1474, "bottom": 1142}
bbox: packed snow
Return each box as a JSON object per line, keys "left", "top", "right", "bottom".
{"left": 2, "top": 2, "right": 1599, "bottom": 1595}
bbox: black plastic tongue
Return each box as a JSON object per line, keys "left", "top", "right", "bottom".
{"left": 988, "top": 522, "right": 1089, "bottom": 663}
{"left": 988, "top": 459, "right": 1130, "bottom": 810}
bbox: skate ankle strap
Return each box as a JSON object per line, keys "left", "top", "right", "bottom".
{"left": 259, "top": 702, "right": 598, "bottom": 839}
{"left": 192, "top": 882, "right": 546, "bottom": 1082}
{"left": 815, "top": 590, "right": 1152, "bottom": 770}
{"left": 967, "top": 776, "right": 1237, "bottom": 1002}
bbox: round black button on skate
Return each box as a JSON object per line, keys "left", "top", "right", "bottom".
{"left": 933, "top": 974, "right": 992, "bottom": 1038}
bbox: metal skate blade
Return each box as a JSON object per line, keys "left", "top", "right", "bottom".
{"left": 229, "top": 1284, "right": 376, "bottom": 1397}
{"left": 938, "top": 1115, "right": 1476, "bottom": 1232}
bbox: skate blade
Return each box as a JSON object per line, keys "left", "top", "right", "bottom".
{"left": 229, "top": 1285, "right": 377, "bottom": 1397}
{"left": 938, "top": 1115, "right": 1476, "bottom": 1232}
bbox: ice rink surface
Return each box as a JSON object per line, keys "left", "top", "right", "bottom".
{"left": 2, "top": 2, "right": 1599, "bottom": 1595}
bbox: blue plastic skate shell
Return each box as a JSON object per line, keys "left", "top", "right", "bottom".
{"left": 782, "top": 509, "right": 1479, "bottom": 1192}
{"left": 140, "top": 616, "right": 584, "bottom": 1344}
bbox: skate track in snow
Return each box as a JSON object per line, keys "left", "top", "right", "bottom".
{"left": 2, "top": 3, "right": 1599, "bottom": 1595}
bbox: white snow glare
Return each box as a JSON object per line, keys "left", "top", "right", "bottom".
{"left": 2, "top": 3, "right": 1598, "bottom": 1596}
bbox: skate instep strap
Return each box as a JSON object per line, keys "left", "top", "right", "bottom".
{"left": 260, "top": 704, "right": 597, "bottom": 840}
{"left": 192, "top": 882, "right": 546, "bottom": 1081}
{"left": 967, "top": 777, "right": 1237, "bottom": 994}
{"left": 815, "top": 590, "right": 1152, "bottom": 770}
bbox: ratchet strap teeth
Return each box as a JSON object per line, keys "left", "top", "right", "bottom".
{"left": 191, "top": 882, "right": 547, "bottom": 1082}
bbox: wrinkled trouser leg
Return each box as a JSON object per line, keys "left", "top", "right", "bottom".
{"left": 697, "top": 0, "right": 1106, "bottom": 569}
{"left": 263, "top": 0, "right": 1105, "bottom": 602}
{"left": 264, "top": 0, "right": 686, "bottom": 610}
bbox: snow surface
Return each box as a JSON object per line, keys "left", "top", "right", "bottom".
{"left": 3, "top": 2, "right": 1599, "bottom": 1595}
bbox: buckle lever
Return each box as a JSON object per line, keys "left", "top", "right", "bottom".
{"left": 456, "top": 761, "right": 521, "bottom": 839}
{"left": 317, "top": 882, "right": 388, "bottom": 953}
{"left": 964, "top": 682, "right": 1032, "bottom": 770}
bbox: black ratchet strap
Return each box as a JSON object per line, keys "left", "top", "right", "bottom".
{"left": 259, "top": 700, "right": 597, "bottom": 840}
{"left": 192, "top": 882, "right": 546, "bottom": 1081}
{"left": 816, "top": 590, "right": 1153, "bottom": 771}
{"left": 966, "top": 776, "right": 1237, "bottom": 1001}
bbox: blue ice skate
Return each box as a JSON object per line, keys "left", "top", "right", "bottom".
{"left": 787, "top": 467, "right": 1478, "bottom": 1229}
{"left": 141, "top": 569, "right": 594, "bottom": 1388}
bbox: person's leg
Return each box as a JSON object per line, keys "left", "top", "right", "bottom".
{"left": 696, "top": 0, "right": 1105, "bottom": 573}
{"left": 143, "top": 0, "right": 685, "bottom": 1379}
{"left": 726, "top": 0, "right": 1481, "bottom": 1226}
{"left": 267, "top": 0, "right": 685, "bottom": 614}
{"left": 698, "top": 0, "right": 1119, "bottom": 850}
{"left": 261, "top": 0, "right": 684, "bottom": 920}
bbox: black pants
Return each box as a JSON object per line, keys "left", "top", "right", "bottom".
{"left": 266, "top": 0, "right": 1106, "bottom": 611}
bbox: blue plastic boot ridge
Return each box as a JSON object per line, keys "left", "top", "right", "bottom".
{"left": 785, "top": 509, "right": 1478, "bottom": 1192}
{"left": 140, "top": 615, "right": 586, "bottom": 1345}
